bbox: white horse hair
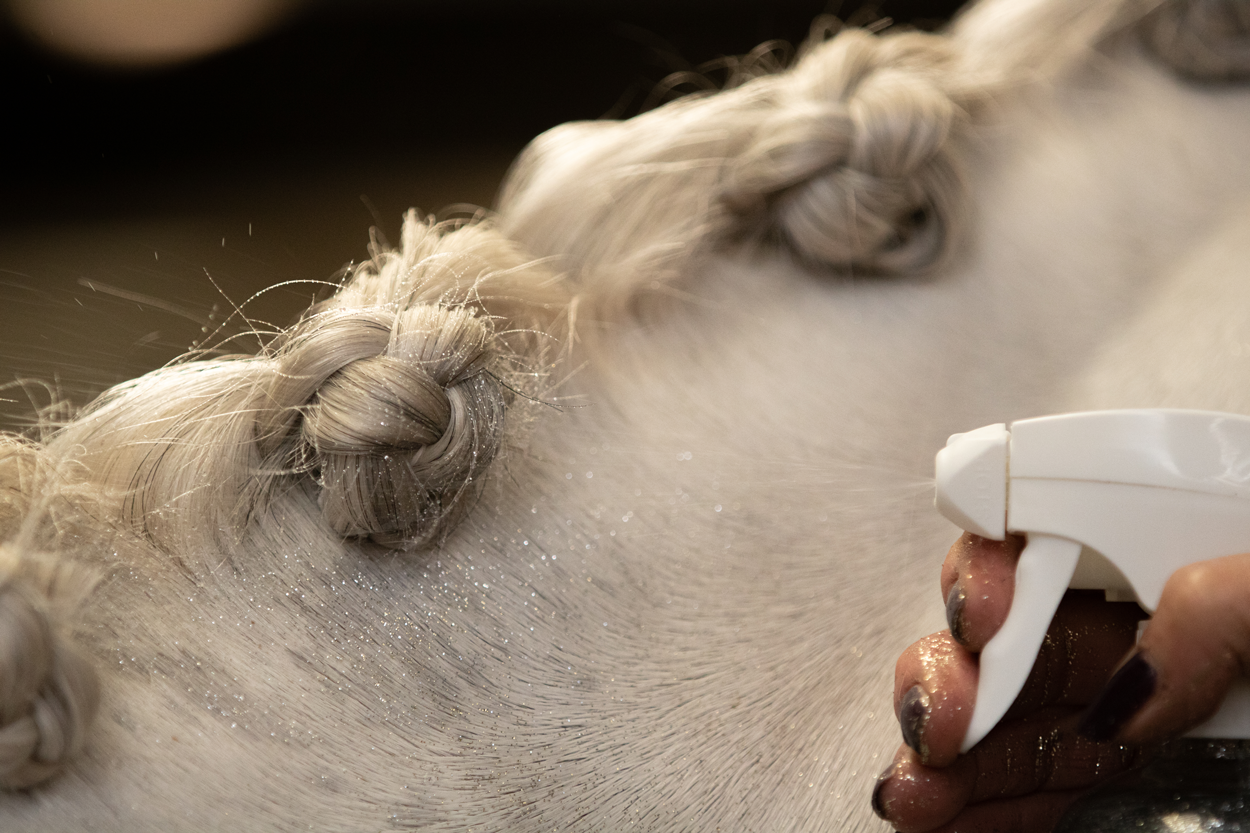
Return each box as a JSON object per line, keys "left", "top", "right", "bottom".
{"left": 0, "top": 0, "right": 1248, "bottom": 828}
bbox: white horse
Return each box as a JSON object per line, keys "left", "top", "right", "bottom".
{"left": 0, "top": 0, "right": 1247, "bottom": 829}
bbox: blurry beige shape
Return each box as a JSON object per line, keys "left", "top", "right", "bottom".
{"left": 6, "top": 0, "right": 299, "bottom": 67}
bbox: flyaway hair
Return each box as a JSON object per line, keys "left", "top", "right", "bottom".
{"left": 45, "top": 212, "right": 569, "bottom": 560}
{"left": 0, "top": 214, "right": 567, "bottom": 788}
{"left": 497, "top": 25, "right": 981, "bottom": 309}
{"left": 0, "top": 439, "right": 99, "bottom": 790}
{"left": 0, "top": 0, "right": 1242, "bottom": 797}
{"left": 500, "top": 1, "right": 1239, "bottom": 314}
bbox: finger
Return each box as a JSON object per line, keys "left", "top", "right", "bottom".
{"left": 922, "top": 789, "right": 1087, "bottom": 833}
{"left": 1082, "top": 552, "right": 1250, "bottom": 744}
{"left": 941, "top": 533, "right": 1023, "bottom": 651}
{"left": 966, "top": 709, "right": 1142, "bottom": 802}
{"left": 893, "top": 631, "right": 977, "bottom": 767}
{"left": 1004, "top": 591, "right": 1144, "bottom": 720}
{"left": 894, "top": 597, "right": 1141, "bottom": 767}
{"left": 873, "top": 745, "right": 972, "bottom": 833}
{"left": 873, "top": 714, "right": 1145, "bottom": 833}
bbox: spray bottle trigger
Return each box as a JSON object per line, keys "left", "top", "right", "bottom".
{"left": 961, "top": 534, "right": 1082, "bottom": 753}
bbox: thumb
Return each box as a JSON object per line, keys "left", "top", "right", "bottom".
{"left": 1079, "top": 551, "right": 1250, "bottom": 744}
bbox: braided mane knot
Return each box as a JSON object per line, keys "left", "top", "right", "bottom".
{"left": 0, "top": 564, "right": 99, "bottom": 790}
{"left": 722, "top": 29, "right": 967, "bottom": 273}
{"left": 1142, "top": 0, "right": 1250, "bottom": 81}
{"left": 268, "top": 303, "right": 506, "bottom": 549}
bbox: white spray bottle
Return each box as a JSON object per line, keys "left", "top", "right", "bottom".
{"left": 934, "top": 409, "right": 1250, "bottom": 753}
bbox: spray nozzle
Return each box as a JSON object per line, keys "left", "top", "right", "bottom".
{"left": 935, "top": 423, "right": 1008, "bottom": 541}
{"left": 934, "top": 410, "right": 1250, "bottom": 752}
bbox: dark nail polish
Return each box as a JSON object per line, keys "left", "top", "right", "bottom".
{"left": 946, "top": 581, "right": 969, "bottom": 645}
{"left": 1078, "top": 652, "right": 1157, "bottom": 741}
{"left": 899, "top": 684, "right": 931, "bottom": 758}
{"left": 871, "top": 764, "right": 893, "bottom": 819}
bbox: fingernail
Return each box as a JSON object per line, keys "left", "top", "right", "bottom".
{"left": 871, "top": 761, "right": 895, "bottom": 819}
{"left": 946, "top": 580, "right": 969, "bottom": 645}
{"left": 899, "top": 684, "right": 931, "bottom": 758}
{"left": 1078, "top": 652, "right": 1157, "bottom": 741}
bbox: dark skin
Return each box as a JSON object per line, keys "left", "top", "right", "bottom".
{"left": 875, "top": 534, "right": 1250, "bottom": 833}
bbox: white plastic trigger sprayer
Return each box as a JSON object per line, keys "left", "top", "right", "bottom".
{"left": 935, "top": 409, "right": 1250, "bottom": 753}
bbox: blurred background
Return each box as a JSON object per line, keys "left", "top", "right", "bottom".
{"left": 0, "top": 0, "right": 962, "bottom": 430}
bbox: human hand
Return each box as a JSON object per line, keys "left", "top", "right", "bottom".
{"left": 871, "top": 533, "right": 1151, "bottom": 833}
